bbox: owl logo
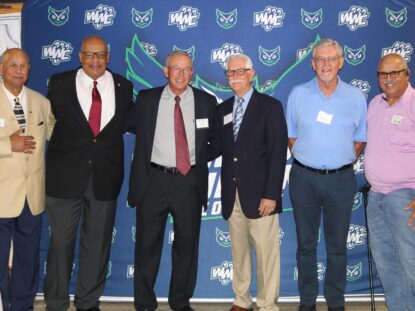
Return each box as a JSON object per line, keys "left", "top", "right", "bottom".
{"left": 300, "top": 8, "right": 323, "bottom": 29}
{"left": 48, "top": 6, "right": 70, "bottom": 26}
{"left": 132, "top": 8, "right": 153, "bottom": 28}
{"left": 173, "top": 45, "right": 195, "bottom": 61}
{"left": 385, "top": 7, "right": 407, "bottom": 28}
{"left": 258, "top": 46, "right": 280, "bottom": 66}
{"left": 215, "top": 228, "right": 231, "bottom": 248}
{"left": 216, "top": 9, "right": 238, "bottom": 29}
{"left": 347, "top": 262, "right": 363, "bottom": 281}
{"left": 344, "top": 45, "right": 366, "bottom": 65}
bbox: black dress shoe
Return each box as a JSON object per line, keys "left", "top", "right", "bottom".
{"left": 171, "top": 306, "right": 195, "bottom": 311}
{"left": 298, "top": 305, "right": 316, "bottom": 311}
{"left": 328, "top": 307, "right": 345, "bottom": 311}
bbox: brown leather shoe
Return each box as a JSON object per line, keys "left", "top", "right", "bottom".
{"left": 229, "top": 305, "right": 253, "bottom": 311}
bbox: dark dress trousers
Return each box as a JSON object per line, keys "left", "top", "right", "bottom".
{"left": 127, "top": 86, "right": 218, "bottom": 310}
{"left": 44, "top": 69, "right": 133, "bottom": 311}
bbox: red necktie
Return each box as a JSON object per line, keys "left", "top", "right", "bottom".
{"left": 89, "top": 81, "right": 102, "bottom": 137}
{"left": 174, "top": 96, "right": 191, "bottom": 175}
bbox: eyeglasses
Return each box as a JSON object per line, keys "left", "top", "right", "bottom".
{"left": 81, "top": 51, "right": 108, "bottom": 60}
{"left": 313, "top": 56, "right": 339, "bottom": 65}
{"left": 168, "top": 65, "right": 193, "bottom": 74}
{"left": 225, "top": 68, "right": 251, "bottom": 77}
{"left": 377, "top": 69, "right": 407, "bottom": 79}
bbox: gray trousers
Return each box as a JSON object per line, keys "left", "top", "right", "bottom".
{"left": 44, "top": 181, "right": 116, "bottom": 311}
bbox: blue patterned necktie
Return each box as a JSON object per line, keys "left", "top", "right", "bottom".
{"left": 14, "top": 97, "right": 26, "bottom": 133}
{"left": 233, "top": 97, "right": 244, "bottom": 141}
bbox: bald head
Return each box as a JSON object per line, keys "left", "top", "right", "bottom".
{"left": 378, "top": 53, "right": 408, "bottom": 71}
{"left": 377, "top": 53, "right": 409, "bottom": 105}
{"left": 0, "top": 48, "right": 30, "bottom": 96}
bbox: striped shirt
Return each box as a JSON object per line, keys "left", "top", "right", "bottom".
{"left": 364, "top": 84, "right": 415, "bottom": 193}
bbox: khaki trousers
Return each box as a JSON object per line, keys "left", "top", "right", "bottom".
{"left": 228, "top": 191, "right": 280, "bottom": 311}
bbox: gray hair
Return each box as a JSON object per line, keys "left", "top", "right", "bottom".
{"left": 226, "top": 54, "right": 253, "bottom": 70}
{"left": 165, "top": 50, "right": 192, "bottom": 67}
{"left": 312, "top": 38, "right": 343, "bottom": 58}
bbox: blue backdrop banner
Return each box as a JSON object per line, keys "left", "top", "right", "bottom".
{"left": 21, "top": 0, "right": 414, "bottom": 300}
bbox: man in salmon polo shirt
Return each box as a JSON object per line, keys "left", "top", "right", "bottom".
{"left": 364, "top": 53, "right": 415, "bottom": 311}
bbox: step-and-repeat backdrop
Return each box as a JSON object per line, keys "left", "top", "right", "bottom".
{"left": 21, "top": 0, "right": 414, "bottom": 300}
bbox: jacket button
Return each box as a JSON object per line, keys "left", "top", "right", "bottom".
{"left": 233, "top": 157, "right": 238, "bottom": 162}
{"left": 93, "top": 139, "right": 97, "bottom": 142}
{"left": 88, "top": 160, "right": 92, "bottom": 164}
{"left": 233, "top": 178, "right": 236, "bottom": 181}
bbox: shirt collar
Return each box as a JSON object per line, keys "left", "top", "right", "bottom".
{"left": 166, "top": 85, "right": 190, "bottom": 99}
{"left": 234, "top": 87, "right": 254, "bottom": 104}
{"left": 313, "top": 76, "right": 343, "bottom": 98}
{"left": 78, "top": 68, "right": 109, "bottom": 85}
{"left": 380, "top": 83, "right": 412, "bottom": 108}
{"left": 2, "top": 82, "right": 25, "bottom": 104}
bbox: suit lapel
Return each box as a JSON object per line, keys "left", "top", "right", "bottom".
{"left": 235, "top": 90, "right": 257, "bottom": 142}
{"left": 0, "top": 85, "right": 18, "bottom": 133}
{"left": 101, "top": 73, "right": 122, "bottom": 133}
{"left": 193, "top": 88, "right": 204, "bottom": 158}
{"left": 146, "top": 87, "right": 163, "bottom": 158}
{"left": 25, "top": 87, "right": 34, "bottom": 134}
{"left": 70, "top": 71, "right": 91, "bottom": 131}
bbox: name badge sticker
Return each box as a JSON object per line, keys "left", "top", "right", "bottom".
{"left": 316, "top": 111, "right": 333, "bottom": 125}
{"left": 0, "top": 118, "right": 4, "bottom": 127}
{"left": 196, "top": 118, "right": 209, "bottom": 129}
{"left": 224, "top": 113, "right": 233, "bottom": 125}
{"left": 391, "top": 114, "right": 403, "bottom": 125}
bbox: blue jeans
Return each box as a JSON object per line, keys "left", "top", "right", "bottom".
{"left": 289, "top": 163, "right": 356, "bottom": 308}
{"left": 367, "top": 188, "right": 415, "bottom": 311}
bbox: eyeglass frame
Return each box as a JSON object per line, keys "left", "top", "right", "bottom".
{"left": 313, "top": 56, "right": 340, "bottom": 65}
{"left": 167, "top": 65, "right": 193, "bottom": 75}
{"left": 81, "top": 51, "right": 109, "bottom": 60}
{"left": 377, "top": 68, "right": 407, "bottom": 79}
{"left": 225, "top": 68, "right": 251, "bottom": 77}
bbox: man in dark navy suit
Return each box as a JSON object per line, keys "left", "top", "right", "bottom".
{"left": 215, "top": 54, "right": 287, "bottom": 311}
{"left": 128, "top": 51, "right": 218, "bottom": 311}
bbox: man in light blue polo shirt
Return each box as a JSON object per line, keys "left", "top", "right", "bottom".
{"left": 286, "top": 38, "right": 367, "bottom": 311}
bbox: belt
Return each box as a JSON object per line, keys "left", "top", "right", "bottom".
{"left": 150, "top": 162, "right": 195, "bottom": 174}
{"left": 293, "top": 159, "right": 352, "bottom": 175}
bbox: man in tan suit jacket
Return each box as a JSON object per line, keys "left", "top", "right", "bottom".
{"left": 0, "top": 48, "right": 54, "bottom": 311}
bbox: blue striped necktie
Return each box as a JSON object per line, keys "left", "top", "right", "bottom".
{"left": 14, "top": 97, "right": 26, "bottom": 133}
{"left": 233, "top": 97, "right": 244, "bottom": 141}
